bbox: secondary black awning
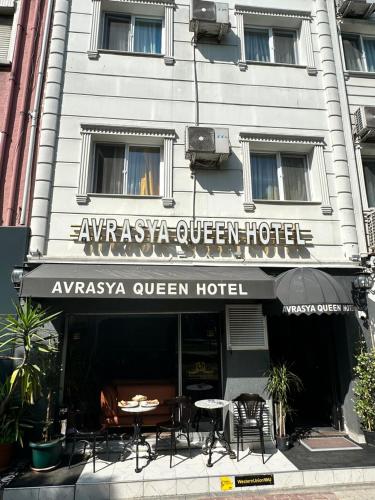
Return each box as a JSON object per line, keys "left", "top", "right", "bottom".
{"left": 20, "top": 264, "right": 275, "bottom": 300}
{"left": 275, "top": 268, "right": 354, "bottom": 315}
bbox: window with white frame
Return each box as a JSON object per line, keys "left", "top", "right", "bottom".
{"left": 251, "top": 153, "right": 309, "bottom": 201}
{"left": 102, "top": 12, "right": 163, "bottom": 54}
{"left": 93, "top": 143, "right": 161, "bottom": 196}
{"left": 245, "top": 27, "right": 297, "bottom": 64}
{"left": 77, "top": 125, "right": 175, "bottom": 207}
{"left": 363, "top": 158, "right": 375, "bottom": 207}
{"left": 0, "top": 14, "right": 13, "bottom": 63}
{"left": 342, "top": 33, "right": 375, "bottom": 72}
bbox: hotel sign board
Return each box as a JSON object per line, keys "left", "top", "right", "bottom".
{"left": 72, "top": 218, "right": 309, "bottom": 246}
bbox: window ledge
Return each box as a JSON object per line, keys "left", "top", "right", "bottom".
{"left": 88, "top": 193, "right": 162, "bottom": 200}
{"left": 98, "top": 49, "right": 164, "bottom": 58}
{"left": 0, "top": 59, "right": 11, "bottom": 67}
{"left": 254, "top": 199, "right": 321, "bottom": 205}
{"left": 245, "top": 60, "right": 306, "bottom": 69}
{"left": 345, "top": 70, "right": 375, "bottom": 79}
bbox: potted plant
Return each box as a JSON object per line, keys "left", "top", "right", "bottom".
{"left": 0, "top": 300, "right": 62, "bottom": 470}
{"left": 353, "top": 346, "right": 375, "bottom": 446}
{"left": 0, "top": 378, "right": 22, "bottom": 471}
{"left": 265, "top": 363, "right": 303, "bottom": 451}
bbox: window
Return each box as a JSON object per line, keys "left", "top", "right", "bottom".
{"left": 342, "top": 34, "right": 375, "bottom": 72}
{"left": 0, "top": 14, "right": 12, "bottom": 63}
{"left": 251, "top": 153, "right": 309, "bottom": 201}
{"left": 93, "top": 143, "right": 160, "bottom": 196}
{"left": 363, "top": 158, "right": 375, "bottom": 207}
{"left": 245, "top": 27, "right": 297, "bottom": 64}
{"left": 103, "top": 13, "right": 162, "bottom": 54}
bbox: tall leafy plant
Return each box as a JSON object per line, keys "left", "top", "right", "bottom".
{"left": 0, "top": 300, "right": 60, "bottom": 430}
{"left": 265, "top": 363, "right": 303, "bottom": 437}
{"left": 353, "top": 347, "right": 375, "bottom": 432}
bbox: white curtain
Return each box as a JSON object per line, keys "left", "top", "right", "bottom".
{"left": 343, "top": 36, "right": 363, "bottom": 71}
{"left": 251, "top": 154, "right": 279, "bottom": 200}
{"left": 127, "top": 147, "right": 160, "bottom": 195}
{"left": 245, "top": 29, "right": 270, "bottom": 62}
{"left": 364, "top": 39, "right": 375, "bottom": 72}
{"left": 364, "top": 160, "right": 375, "bottom": 207}
{"left": 95, "top": 144, "right": 124, "bottom": 194}
{"left": 107, "top": 19, "right": 129, "bottom": 51}
{"left": 134, "top": 18, "right": 162, "bottom": 54}
{"left": 274, "top": 31, "right": 295, "bottom": 64}
{"left": 282, "top": 156, "right": 308, "bottom": 201}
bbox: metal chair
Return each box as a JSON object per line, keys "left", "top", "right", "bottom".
{"left": 155, "top": 396, "right": 192, "bottom": 468}
{"left": 67, "top": 426, "right": 109, "bottom": 472}
{"left": 232, "top": 393, "right": 266, "bottom": 463}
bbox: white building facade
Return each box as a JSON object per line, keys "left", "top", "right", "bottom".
{"left": 21, "top": 0, "right": 372, "bottom": 442}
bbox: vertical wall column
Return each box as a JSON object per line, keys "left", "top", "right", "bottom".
{"left": 241, "top": 140, "right": 255, "bottom": 212}
{"left": 315, "top": 145, "right": 332, "bottom": 214}
{"left": 76, "top": 132, "right": 92, "bottom": 205}
{"left": 162, "top": 137, "right": 174, "bottom": 207}
{"left": 164, "top": 4, "right": 174, "bottom": 65}
{"left": 29, "top": 0, "right": 69, "bottom": 256}
{"left": 316, "top": 0, "right": 358, "bottom": 258}
{"left": 236, "top": 12, "right": 247, "bottom": 71}
{"left": 88, "top": 0, "right": 101, "bottom": 59}
{"left": 302, "top": 18, "right": 317, "bottom": 75}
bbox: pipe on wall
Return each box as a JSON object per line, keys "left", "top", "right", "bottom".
{"left": 29, "top": 0, "right": 69, "bottom": 256}
{"left": 19, "top": 0, "right": 54, "bottom": 227}
{"left": 0, "top": 0, "right": 28, "bottom": 185}
{"left": 5, "top": 0, "right": 44, "bottom": 226}
{"left": 316, "top": 0, "right": 359, "bottom": 259}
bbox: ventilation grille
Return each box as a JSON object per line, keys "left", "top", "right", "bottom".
{"left": 355, "top": 107, "right": 365, "bottom": 136}
{"left": 0, "top": 15, "right": 12, "bottom": 61}
{"left": 367, "top": 210, "right": 375, "bottom": 253}
{"left": 226, "top": 305, "right": 268, "bottom": 351}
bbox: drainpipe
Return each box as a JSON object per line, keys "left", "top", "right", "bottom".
{"left": 0, "top": 0, "right": 28, "bottom": 183}
{"left": 326, "top": 0, "right": 367, "bottom": 257}
{"left": 316, "top": 0, "right": 359, "bottom": 259}
{"left": 5, "top": 0, "right": 43, "bottom": 226}
{"left": 29, "top": 0, "right": 69, "bottom": 256}
{"left": 19, "top": 0, "right": 54, "bottom": 227}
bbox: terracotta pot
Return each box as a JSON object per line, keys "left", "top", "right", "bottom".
{"left": 0, "top": 442, "right": 15, "bottom": 471}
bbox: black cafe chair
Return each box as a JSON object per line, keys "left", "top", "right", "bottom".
{"left": 155, "top": 396, "right": 192, "bottom": 468}
{"left": 67, "top": 426, "right": 109, "bottom": 472}
{"left": 232, "top": 393, "right": 266, "bottom": 463}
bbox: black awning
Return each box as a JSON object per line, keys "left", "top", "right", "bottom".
{"left": 20, "top": 264, "right": 275, "bottom": 300}
{"left": 275, "top": 268, "right": 354, "bottom": 315}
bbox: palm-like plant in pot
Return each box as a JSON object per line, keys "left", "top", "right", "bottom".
{"left": 265, "top": 363, "right": 303, "bottom": 451}
{"left": 0, "top": 300, "right": 61, "bottom": 470}
{"left": 353, "top": 346, "right": 375, "bottom": 446}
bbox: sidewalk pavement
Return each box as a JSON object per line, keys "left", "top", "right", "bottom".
{"left": 193, "top": 483, "right": 375, "bottom": 500}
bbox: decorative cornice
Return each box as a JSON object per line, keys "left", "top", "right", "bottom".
{"left": 103, "top": 0, "right": 175, "bottom": 7}
{"left": 162, "top": 198, "right": 175, "bottom": 208}
{"left": 234, "top": 5, "right": 311, "bottom": 20}
{"left": 243, "top": 202, "right": 256, "bottom": 213}
{"left": 81, "top": 124, "right": 176, "bottom": 139}
{"left": 239, "top": 133, "right": 325, "bottom": 146}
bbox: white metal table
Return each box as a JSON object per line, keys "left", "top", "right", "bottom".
{"left": 120, "top": 404, "right": 158, "bottom": 473}
{"left": 194, "top": 399, "right": 236, "bottom": 467}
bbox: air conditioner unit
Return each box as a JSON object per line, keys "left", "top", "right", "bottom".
{"left": 185, "top": 126, "right": 230, "bottom": 169}
{"left": 354, "top": 106, "right": 375, "bottom": 141}
{"left": 367, "top": 210, "right": 375, "bottom": 253}
{"left": 189, "top": 0, "right": 230, "bottom": 41}
{"left": 337, "top": 0, "right": 375, "bottom": 18}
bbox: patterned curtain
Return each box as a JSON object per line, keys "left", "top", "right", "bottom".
{"left": 251, "top": 154, "right": 279, "bottom": 200}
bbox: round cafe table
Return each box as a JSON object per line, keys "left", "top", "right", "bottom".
{"left": 120, "top": 404, "right": 158, "bottom": 473}
{"left": 194, "top": 399, "right": 236, "bottom": 467}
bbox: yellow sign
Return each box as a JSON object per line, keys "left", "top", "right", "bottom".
{"left": 220, "top": 476, "right": 234, "bottom": 491}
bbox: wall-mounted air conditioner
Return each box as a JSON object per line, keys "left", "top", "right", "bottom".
{"left": 354, "top": 106, "right": 375, "bottom": 141}
{"left": 338, "top": 0, "right": 375, "bottom": 18}
{"left": 185, "top": 126, "right": 230, "bottom": 169}
{"left": 189, "top": 0, "right": 230, "bottom": 41}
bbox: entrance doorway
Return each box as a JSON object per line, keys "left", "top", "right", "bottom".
{"left": 267, "top": 314, "right": 345, "bottom": 431}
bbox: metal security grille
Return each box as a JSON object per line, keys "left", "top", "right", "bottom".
{"left": 367, "top": 210, "right": 375, "bottom": 253}
{"left": 225, "top": 304, "right": 268, "bottom": 350}
{"left": 0, "top": 15, "right": 12, "bottom": 62}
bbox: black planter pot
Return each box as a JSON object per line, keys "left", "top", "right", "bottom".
{"left": 276, "top": 435, "right": 290, "bottom": 451}
{"left": 363, "top": 430, "right": 375, "bottom": 447}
